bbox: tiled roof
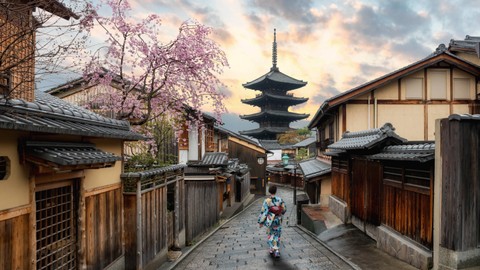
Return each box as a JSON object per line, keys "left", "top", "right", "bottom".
{"left": 448, "top": 114, "right": 480, "bottom": 121}
{"left": 25, "top": 141, "right": 120, "bottom": 166}
{"left": 243, "top": 68, "right": 307, "bottom": 91}
{"left": 240, "top": 127, "right": 291, "bottom": 138}
{"left": 298, "top": 158, "right": 331, "bottom": 180}
{"left": 293, "top": 137, "right": 316, "bottom": 148}
{"left": 369, "top": 142, "right": 435, "bottom": 162}
{"left": 121, "top": 164, "right": 187, "bottom": 180}
{"left": 215, "top": 126, "right": 264, "bottom": 148}
{"left": 241, "top": 110, "right": 309, "bottom": 121}
{"left": 448, "top": 35, "right": 480, "bottom": 56}
{"left": 258, "top": 140, "right": 292, "bottom": 150}
{"left": 198, "top": 152, "right": 228, "bottom": 166}
{"left": 308, "top": 48, "right": 480, "bottom": 129}
{"left": 242, "top": 93, "right": 308, "bottom": 106}
{"left": 0, "top": 91, "right": 144, "bottom": 140}
{"left": 328, "top": 123, "right": 406, "bottom": 150}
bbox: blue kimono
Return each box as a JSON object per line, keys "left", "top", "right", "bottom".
{"left": 258, "top": 196, "right": 286, "bottom": 251}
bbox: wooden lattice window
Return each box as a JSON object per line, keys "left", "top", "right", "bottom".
{"left": 0, "top": 156, "right": 9, "bottom": 180}
{"left": 205, "top": 123, "right": 215, "bottom": 152}
{"left": 36, "top": 183, "right": 77, "bottom": 270}
{"left": 405, "top": 168, "right": 430, "bottom": 188}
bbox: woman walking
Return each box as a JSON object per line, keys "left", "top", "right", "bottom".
{"left": 258, "top": 185, "right": 286, "bottom": 258}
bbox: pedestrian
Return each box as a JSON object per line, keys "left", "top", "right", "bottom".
{"left": 258, "top": 184, "right": 286, "bottom": 258}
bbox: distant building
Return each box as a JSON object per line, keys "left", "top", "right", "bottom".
{"left": 240, "top": 29, "right": 309, "bottom": 140}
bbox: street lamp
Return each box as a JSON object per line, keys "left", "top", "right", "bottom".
{"left": 282, "top": 154, "right": 289, "bottom": 166}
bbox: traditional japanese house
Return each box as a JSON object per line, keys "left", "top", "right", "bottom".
{"left": 215, "top": 126, "right": 268, "bottom": 195}
{"left": 327, "top": 123, "right": 436, "bottom": 269}
{"left": 309, "top": 44, "right": 480, "bottom": 157}
{"left": 298, "top": 158, "right": 331, "bottom": 205}
{"left": 0, "top": 90, "right": 144, "bottom": 269}
{"left": 240, "top": 29, "right": 309, "bottom": 140}
{"left": 184, "top": 152, "right": 250, "bottom": 243}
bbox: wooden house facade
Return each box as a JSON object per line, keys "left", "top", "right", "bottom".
{"left": 327, "top": 123, "right": 435, "bottom": 269}
{"left": 308, "top": 45, "right": 480, "bottom": 154}
{"left": 0, "top": 2, "right": 153, "bottom": 269}
{"left": 215, "top": 126, "right": 268, "bottom": 195}
{"left": 0, "top": 91, "right": 144, "bottom": 269}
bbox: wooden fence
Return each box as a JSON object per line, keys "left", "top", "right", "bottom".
{"left": 0, "top": 206, "right": 30, "bottom": 270}
{"left": 381, "top": 162, "right": 433, "bottom": 248}
{"left": 84, "top": 184, "right": 123, "bottom": 269}
{"left": 331, "top": 156, "right": 350, "bottom": 204}
{"left": 184, "top": 179, "right": 219, "bottom": 244}
{"left": 122, "top": 165, "right": 185, "bottom": 269}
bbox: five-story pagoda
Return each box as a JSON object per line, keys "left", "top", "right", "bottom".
{"left": 240, "top": 29, "right": 309, "bottom": 140}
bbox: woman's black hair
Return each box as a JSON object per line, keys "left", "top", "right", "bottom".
{"left": 268, "top": 185, "right": 277, "bottom": 195}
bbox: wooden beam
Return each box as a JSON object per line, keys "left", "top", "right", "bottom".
{"left": 34, "top": 170, "right": 84, "bottom": 185}
{"left": 328, "top": 53, "right": 480, "bottom": 108}
{"left": 78, "top": 176, "right": 87, "bottom": 269}
{"left": 85, "top": 183, "right": 121, "bottom": 197}
{"left": 0, "top": 205, "right": 31, "bottom": 222}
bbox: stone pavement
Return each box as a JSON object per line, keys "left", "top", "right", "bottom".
{"left": 165, "top": 186, "right": 357, "bottom": 270}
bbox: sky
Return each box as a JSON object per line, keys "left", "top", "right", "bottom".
{"left": 39, "top": 0, "right": 480, "bottom": 133}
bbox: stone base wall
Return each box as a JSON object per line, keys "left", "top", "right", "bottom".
{"left": 328, "top": 195, "right": 348, "bottom": 223}
{"left": 350, "top": 215, "right": 378, "bottom": 241}
{"left": 377, "top": 225, "right": 432, "bottom": 270}
{"left": 438, "top": 246, "right": 480, "bottom": 269}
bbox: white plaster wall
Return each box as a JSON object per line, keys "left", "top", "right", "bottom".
{"left": 0, "top": 131, "right": 29, "bottom": 211}
{"left": 377, "top": 104, "right": 424, "bottom": 140}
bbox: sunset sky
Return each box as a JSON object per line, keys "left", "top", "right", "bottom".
{"left": 39, "top": 0, "right": 480, "bottom": 132}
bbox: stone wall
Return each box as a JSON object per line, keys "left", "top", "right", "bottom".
{"left": 328, "top": 195, "right": 348, "bottom": 223}
{"left": 377, "top": 225, "right": 432, "bottom": 270}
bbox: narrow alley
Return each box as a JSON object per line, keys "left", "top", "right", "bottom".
{"left": 166, "top": 186, "right": 356, "bottom": 270}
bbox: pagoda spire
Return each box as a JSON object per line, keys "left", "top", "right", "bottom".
{"left": 272, "top": 29, "right": 278, "bottom": 71}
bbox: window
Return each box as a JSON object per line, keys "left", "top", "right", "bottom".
{"left": 429, "top": 71, "right": 447, "bottom": 100}
{"left": 328, "top": 122, "right": 334, "bottom": 140}
{"left": 0, "top": 71, "right": 11, "bottom": 95}
{"left": 453, "top": 78, "right": 471, "bottom": 100}
{"left": 0, "top": 157, "right": 9, "bottom": 180}
{"left": 405, "top": 78, "right": 423, "bottom": 99}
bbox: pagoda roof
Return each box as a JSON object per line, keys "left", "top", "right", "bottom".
{"left": 239, "top": 127, "right": 291, "bottom": 137}
{"left": 242, "top": 92, "right": 308, "bottom": 106}
{"left": 243, "top": 67, "right": 307, "bottom": 91}
{"left": 240, "top": 110, "right": 309, "bottom": 122}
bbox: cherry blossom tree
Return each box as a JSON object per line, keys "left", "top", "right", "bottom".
{"left": 79, "top": 0, "right": 229, "bottom": 132}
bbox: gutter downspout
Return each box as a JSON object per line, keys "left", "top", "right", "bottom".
{"left": 374, "top": 98, "right": 378, "bottom": 128}
{"left": 368, "top": 96, "right": 371, "bottom": 129}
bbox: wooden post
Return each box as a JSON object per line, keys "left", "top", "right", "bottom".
{"left": 29, "top": 174, "right": 36, "bottom": 270}
{"left": 78, "top": 176, "right": 87, "bottom": 269}
{"left": 174, "top": 176, "right": 180, "bottom": 248}
{"left": 136, "top": 180, "right": 142, "bottom": 270}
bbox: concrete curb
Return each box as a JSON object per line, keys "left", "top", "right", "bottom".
{"left": 295, "top": 224, "right": 362, "bottom": 270}
{"left": 161, "top": 196, "right": 263, "bottom": 270}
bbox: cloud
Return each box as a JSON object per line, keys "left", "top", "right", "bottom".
{"left": 344, "top": 1, "right": 429, "bottom": 40}
{"left": 311, "top": 75, "right": 341, "bottom": 104}
{"left": 248, "top": 0, "right": 319, "bottom": 24}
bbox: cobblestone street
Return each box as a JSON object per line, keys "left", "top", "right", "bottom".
{"left": 171, "top": 186, "right": 355, "bottom": 270}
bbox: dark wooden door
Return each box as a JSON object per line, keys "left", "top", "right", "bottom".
{"left": 351, "top": 158, "right": 382, "bottom": 226}
{"left": 351, "top": 159, "right": 367, "bottom": 220}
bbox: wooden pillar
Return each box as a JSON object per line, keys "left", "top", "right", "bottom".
{"left": 174, "top": 176, "right": 180, "bottom": 248}
{"left": 29, "top": 174, "right": 36, "bottom": 270}
{"left": 78, "top": 175, "right": 87, "bottom": 270}
{"left": 136, "top": 180, "right": 142, "bottom": 270}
